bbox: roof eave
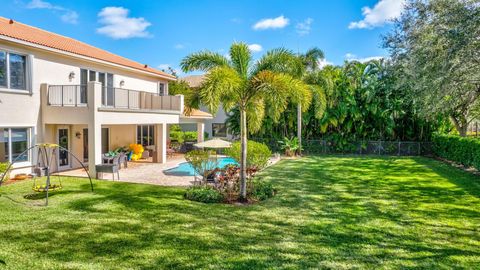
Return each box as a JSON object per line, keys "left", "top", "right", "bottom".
{"left": 0, "top": 35, "right": 176, "bottom": 81}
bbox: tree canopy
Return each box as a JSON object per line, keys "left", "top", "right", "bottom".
{"left": 384, "top": 0, "right": 480, "bottom": 136}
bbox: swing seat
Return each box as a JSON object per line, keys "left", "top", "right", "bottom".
{"left": 33, "top": 184, "right": 62, "bottom": 192}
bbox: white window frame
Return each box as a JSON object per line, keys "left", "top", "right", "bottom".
{"left": 0, "top": 48, "right": 31, "bottom": 93}
{"left": 158, "top": 82, "right": 168, "bottom": 96}
{"left": 1, "top": 127, "right": 32, "bottom": 164}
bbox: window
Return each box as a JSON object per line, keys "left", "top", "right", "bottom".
{"left": 9, "top": 54, "right": 26, "bottom": 90}
{"left": 137, "top": 125, "right": 154, "bottom": 146}
{"left": 0, "top": 51, "right": 29, "bottom": 91}
{"left": 212, "top": 123, "right": 227, "bottom": 137}
{"left": 158, "top": 83, "right": 167, "bottom": 96}
{"left": 0, "top": 128, "right": 30, "bottom": 163}
{"left": 0, "top": 52, "right": 6, "bottom": 87}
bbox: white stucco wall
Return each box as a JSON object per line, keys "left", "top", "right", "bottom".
{"left": 0, "top": 38, "right": 174, "bottom": 171}
{"left": 199, "top": 105, "right": 232, "bottom": 139}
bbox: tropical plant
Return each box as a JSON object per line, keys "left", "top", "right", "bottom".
{"left": 185, "top": 149, "right": 218, "bottom": 183}
{"left": 278, "top": 137, "right": 301, "bottom": 156}
{"left": 225, "top": 140, "right": 271, "bottom": 169}
{"left": 384, "top": 0, "right": 480, "bottom": 136}
{"left": 181, "top": 42, "right": 311, "bottom": 200}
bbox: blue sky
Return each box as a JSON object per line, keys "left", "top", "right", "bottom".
{"left": 2, "top": 0, "right": 405, "bottom": 75}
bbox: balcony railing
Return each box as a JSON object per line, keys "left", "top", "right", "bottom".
{"left": 102, "top": 87, "right": 182, "bottom": 111}
{"left": 47, "top": 85, "right": 181, "bottom": 112}
{"left": 48, "top": 85, "right": 87, "bottom": 107}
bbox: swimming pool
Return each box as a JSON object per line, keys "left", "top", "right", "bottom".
{"left": 164, "top": 157, "right": 239, "bottom": 176}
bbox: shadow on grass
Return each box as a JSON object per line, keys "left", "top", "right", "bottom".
{"left": 0, "top": 156, "right": 479, "bottom": 269}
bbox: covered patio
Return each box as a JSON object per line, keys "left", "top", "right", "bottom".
{"left": 59, "top": 155, "right": 196, "bottom": 186}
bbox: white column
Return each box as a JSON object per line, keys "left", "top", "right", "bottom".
{"left": 197, "top": 122, "right": 205, "bottom": 142}
{"left": 155, "top": 123, "right": 167, "bottom": 164}
{"left": 87, "top": 82, "right": 102, "bottom": 177}
{"left": 39, "top": 83, "right": 49, "bottom": 143}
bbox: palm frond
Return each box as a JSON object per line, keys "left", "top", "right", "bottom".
{"left": 246, "top": 98, "right": 265, "bottom": 133}
{"left": 302, "top": 47, "right": 325, "bottom": 71}
{"left": 310, "top": 85, "right": 327, "bottom": 119}
{"left": 251, "top": 71, "right": 291, "bottom": 122}
{"left": 199, "top": 66, "right": 242, "bottom": 114}
{"left": 180, "top": 51, "right": 230, "bottom": 72}
{"left": 229, "top": 42, "right": 252, "bottom": 79}
{"left": 253, "top": 48, "right": 303, "bottom": 78}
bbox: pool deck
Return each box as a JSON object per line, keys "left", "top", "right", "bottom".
{"left": 59, "top": 154, "right": 281, "bottom": 187}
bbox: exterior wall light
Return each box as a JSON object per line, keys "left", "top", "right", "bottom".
{"left": 69, "top": 71, "right": 75, "bottom": 81}
{"left": 119, "top": 80, "right": 125, "bottom": 87}
{"left": 75, "top": 132, "right": 81, "bottom": 139}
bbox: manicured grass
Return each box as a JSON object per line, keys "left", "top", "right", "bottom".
{"left": 0, "top": 156, "right": 480, "bottom": 269}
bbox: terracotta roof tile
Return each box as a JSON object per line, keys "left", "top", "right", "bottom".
{"left": 181, "top": 75, "right": 205, "bottom": 88}
{"left": 182, "top": 108, "right": 213, "bottom": 119}
{"left": 0, "top": 17, "right": 175, "bottom": 80}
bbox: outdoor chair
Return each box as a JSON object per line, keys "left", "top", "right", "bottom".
{"left": 95, "top": 164, "right": 120, "bottom": 181}
{"left": 118, "top": 152, "right": 128, "bottom": 168}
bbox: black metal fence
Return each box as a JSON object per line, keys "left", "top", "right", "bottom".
{"left": 251, "top": 138, "right": 433, "bottom": 156}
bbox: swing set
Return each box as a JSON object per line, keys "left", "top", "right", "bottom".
{"left": 0, "top": 143, "right": 93, "bottom": 206}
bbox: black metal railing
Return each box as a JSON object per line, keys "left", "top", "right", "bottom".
{"left": 48, "top": 85, "right": 87, "bottom": 107}
{"left": 251, "top": 138, "right": 433, "bottom": 156}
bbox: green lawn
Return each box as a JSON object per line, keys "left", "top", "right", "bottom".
{"left": 1, "top": 156, "right": 479, "bottom": 269}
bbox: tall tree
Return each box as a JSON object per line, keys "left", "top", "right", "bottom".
{"left": 384, "top": 0, "right": 480, "bottom": 136}
{"left": 181, "top": 42, "right": 311, "bottom": 200}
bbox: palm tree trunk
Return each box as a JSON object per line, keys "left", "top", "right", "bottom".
{"left": 240, "top": 108, "right": 248, "bottom": 200}
{"left": 297, "top": 104, "right": 302, "bottom": 156}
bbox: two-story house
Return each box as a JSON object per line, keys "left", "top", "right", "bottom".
{"left": 0, "top": 17, "right": 210, "bottom": 176}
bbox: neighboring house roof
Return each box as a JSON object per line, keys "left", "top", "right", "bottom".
{"left": 182, "top": 108, "right": 213, "bottom": 119}
{"left": 179, "top": 75, "right": 213, "bottom": 119}
{"left": 0, "top": 17, "right": 175, "bottom": 80}
{"left": 181, "top": 75, "right": 205, "bottom": 88}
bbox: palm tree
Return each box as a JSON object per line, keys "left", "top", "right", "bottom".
{"left": 181, "top": 42, "right": 311, "bottom": 200}
{"left": 296, "top": 48, "right": 325, "bottom": 154}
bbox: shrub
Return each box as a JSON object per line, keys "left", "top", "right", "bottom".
{"left": 184, "top": 186, "right": 224, "bottom": 203}
{"left": 225, "top": 140, "right": 271, "bottom": 169}
{"left": 170, "top": 131, "right": 198, "bottom": 143}
{"left": 170, "top": 131, "right": 184, "bottom": 143}
{"left": 249, "top": 180, "right": 275, "bottom": 201}
{"left": 183, "top": 131, "right": 198, "bottom": 141}
{"left": 185, "top": 150, "right": 218, "bottom": 181}
{"left": 432, "top": 134, "right": 480, "bottom": 170}
{"left": 0, "top": 162, "right": 10, "bottom": 182}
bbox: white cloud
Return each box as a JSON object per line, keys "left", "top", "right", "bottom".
{"left": 248, "top": 44, "right": 263, "bottom": 53}
{"left": 296, "top": 18, "right": 313, "bottom": 36}
{"left": 174, "top": 44, "right": 186, "bottom": 50}
{"left": 61, "top": 11, "right": 79, "bottom": 24}
{"left": 27, "top": 0, "right": 56, "bottom": 9}
{"left": 97, "top": 7, "right": 151, "bottom": 39}
{"left": 345, "top": 53, "right": 384, "bottom": 62}
{"left": 26, "top": 0, "right": 78, "bottom": 24}
{"left": 253, "top": 15, "right": 289, "bottom": 30}
{"left": 349, "top": 0, "right": 406, "bottom": 29}
{"left": 318, "top": 59, "right": 334, "bottom": 69}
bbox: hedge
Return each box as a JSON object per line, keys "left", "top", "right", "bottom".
{"left": 432, "top": 134, "right": 480, "bottom": 170}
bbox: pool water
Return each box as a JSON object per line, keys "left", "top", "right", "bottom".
{"left": 164, "top": 157, "right": 238, "bottom": 176}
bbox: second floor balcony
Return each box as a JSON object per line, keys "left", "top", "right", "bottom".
{"left": 46, "top": 84, "right": 182, "bottom": 112}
